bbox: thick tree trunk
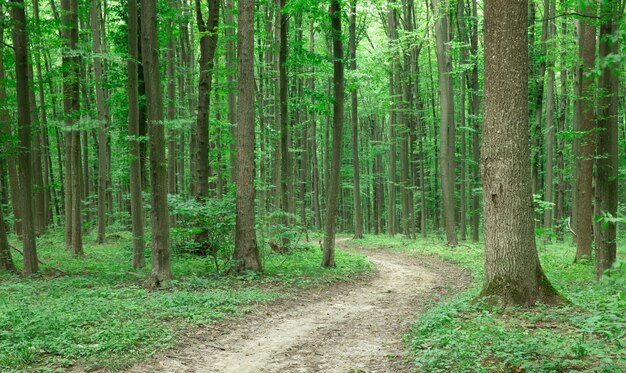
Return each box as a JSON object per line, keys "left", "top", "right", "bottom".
{"left": 322, "top": 0, "right": 344, "bottom": 268}
{"left": 432, "top": 0, "right": 457, "bottom": 246}
{"left": 575, "top": 4, "right": 596, "bottom": 261}
{"left": 61, "top": 0, "right": 83, "bottom": 256}
{"left": 11, "top": 0, "right": 39, "bottom": 274}
{"left": 141, "top": 0, "right": 172, "bottom": 285}
{"left": 233, "top": 0, "right": 262, "bottom": 272}
{"left": 128, "top": 0, "right": 145, "bottom": 269}
{"left": 480, "top": 0, "right": 561, "bottom": 306}
{"left": 594, "top": 1, "right": 622, "bottom": 278}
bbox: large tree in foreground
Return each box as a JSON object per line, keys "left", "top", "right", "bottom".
{"left": 233, "top": 0, "right": 262, "bottom": 272}
{"left": 480, "top": 0, "right": 562, "bottom": 306}
{"left": 11, "top": 0, "right": 38, "bottom": 274}
{"left": 141, "top": 0, "right": 172, "bottom": 284}
{"left": 321, "top": 0, "right": 344, "bottom": 268}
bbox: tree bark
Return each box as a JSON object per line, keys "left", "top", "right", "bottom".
{"left": 194, "top": 0, "right": 220, "bottom": 199}
{"left": 141, "top": 0, "right": 172, "bottom": 285}
{"left": 61, "top": 0, "right": 83, "bottom": 256}
{"left": 542, "top": 0, "right": 556, "bottom": 243}
{"left": 11, "top": 0, "right": 39, "bottom": 274}
{"left": 480, "top": 0, "right": 561, "bottom": 306}
{"left": 233, "top": 0, "right": 262, "bottom": 272}
{"left": 90, "top": 0, "right": 109, "bottom": 244}
{"left": 432, "top": 0, "right": 457, "bottom": 246}
{"left": 349, "top": 0, "right": 363, "bottom": 239}
{"left": 575, "top": 3, "right": 596, "bottom": 261}
{"left": 322, "top": 0, "right": 345, "bottom": 268}
{"left": 594, "top": 1, "right": 622, "bottom": 278}
{"left": 128, "top": 0, "right": 145, "bottom": 269}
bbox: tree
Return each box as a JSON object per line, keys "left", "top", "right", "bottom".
{"left": 128, "top": 0, "right": 145, "bottom": 269}
{"left": 11, "top": 0, "right": 39, "bottom": 274}
{"left": 480, "top": 0, "right": 561, "bottom": 306}
{"left": 233, "top": 0, "right": 262, "bottom": 272}
{"left": 322, "top": 0, "right": 345, "bottom": 268}
{"left": 141, "top": 0, "right": 172, "bottom": 285}
{"left": 432, "top": 0, "right": 457, "bottom": 246}
{"left": 594, "top": 0, "right": 623, "bottom": 278}
{"left": 90, "top": 0, "right": 110, "bottom": 244}
{"left": 61, "top": 0, "right": 83, "bottom": 256}
{"left": 0, "top": 203, "right": 16, "bottom": 272}
{"left": 349, "top": 0, "right": 363, "bottom": 239}
{"left": 574, "top": 3, "right": 597, "bottom": 261}
{"left": 194, "top": 0, "right": 220, "bottom": 200}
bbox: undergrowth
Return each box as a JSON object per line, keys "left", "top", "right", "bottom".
{"left": 347, "top": 234, "right": 626, "bottom": 372}
{"left": 0, "top": 230, "right": 371, "bottom": 372}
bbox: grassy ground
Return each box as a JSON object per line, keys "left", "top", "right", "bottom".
{"left": 0, "top": 230, "right": 372, "bottom": 372}
{"left": 346, "top": 234, "right": 626, "bottom": 372}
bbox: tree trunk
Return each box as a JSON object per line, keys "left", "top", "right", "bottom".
{"left": 11, "top": 0, "right": 39, "bottom": 274}
{"left": 141, "top": 0, "right": 172, "bottom": 285}
{"left": 349, "top": 0, "right": 363, "bottom": 239}
{"left": 90, "top": 0, "right": 109, "bottom": 244}
{"left": 594, "top": 1, "right": 622, "bottom": 278}
{"left": 167, "top": 0, "right": 178, "bottom": 204}
{"left": 128, "top": 0, "right": 145, "bottom": 269}
{"left": 575, "top": 3, "right": 596, "bottom": 261}
{"left": 225, "top": 0, "right": 237, "bottom": 184}
{"left": 233, "top": 0, "right": 262, "bottom": 272}
{"left": 322, "top": 0, "right": 345, "bottom": 268}
{"left": 555, "top": 5, "right": 567, "bottom": 242}
{"left": 0, "top": 200, "right": 16, "bottom": 272}
{"left": 387, "top": 1, "right": 398, "bottom": 237}
{"left": 61, "top": 0, "right": 83, "bottom": 256}
{"left": 542, "top": 0, "right": 556, "bottom": 243}
{"left": 469, "top": 0, "right": 480, "bottom": 242}
{"left": 432, "top": 0, "right": 457, "bottom": 246}
{"left": 480, "top": 0, "right": 561, "bottom": 306}
{"left": 0, "top": 7, "right": 22, "bottom": 237}
{"left": 194, "top": 0, "right": 220, "bottom": 199}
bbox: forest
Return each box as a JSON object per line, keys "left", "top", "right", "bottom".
{"left": 0, "top": 0, "right": 625, "bottom": 371}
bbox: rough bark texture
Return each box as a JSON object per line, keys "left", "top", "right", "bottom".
{"left": 128, "top": 0, "right": 145, "bottom": 269}
{"left": 480, "top": 0, "right": 561, "bottom": 306}
{"left": 11, "top": 0, "right": 39, "bottom": 274}
{"left": 322, "top": 0, "right": 344, "bottom": 268}
{"left": 61, "top": 0, "right": 83, "bottom": 256}
{"left": 594, "top": 1, "right": 621, "bottom": 278}
{"left": 0, "top": 202, "right": 16, "bottom": 272}
{"left": 233, "top": 0, "right": 262, "bottom": 272}
{"left": 575, "top": 4, "right": 596, "bottom": 261}
{"left": 141, "top": 0, "right": 172, "bottom": 285}
{"left": 432, "top": 0, "right": 457, "bottom": 246}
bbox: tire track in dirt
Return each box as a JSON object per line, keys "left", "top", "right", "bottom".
{"left": 130, "top": 243, "right": 469, "bottom": 373}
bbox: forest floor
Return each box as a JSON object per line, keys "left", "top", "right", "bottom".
{"left": 130, "top": 239, "right": 470, "bottom": 373}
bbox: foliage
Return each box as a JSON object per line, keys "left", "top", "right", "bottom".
{"left": 169, "top": 194, "right": 236, "bottom": 262}
{"left": 346, "top": 235, "right": 626, "bottom": 372}
{"left": 0, "top": 231, "right": 372, "bottom": 372}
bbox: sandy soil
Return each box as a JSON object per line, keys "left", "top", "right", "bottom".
{"left": 129, "top": 243, "right": 469, "bottom": 373}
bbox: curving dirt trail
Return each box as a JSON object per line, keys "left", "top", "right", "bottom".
{"left": 130, "top": 243, "right": 469, "bottom": 373}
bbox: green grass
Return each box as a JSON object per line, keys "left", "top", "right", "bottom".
{"left": 0, "top": 230, "right": 372, "bottom": 372}
{"left": 346, "top": 234, "right": 626, "bottom": 372}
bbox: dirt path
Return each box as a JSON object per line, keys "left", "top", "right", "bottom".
{"left": 131, "top": 244, "right": 469, "bottom": 373}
